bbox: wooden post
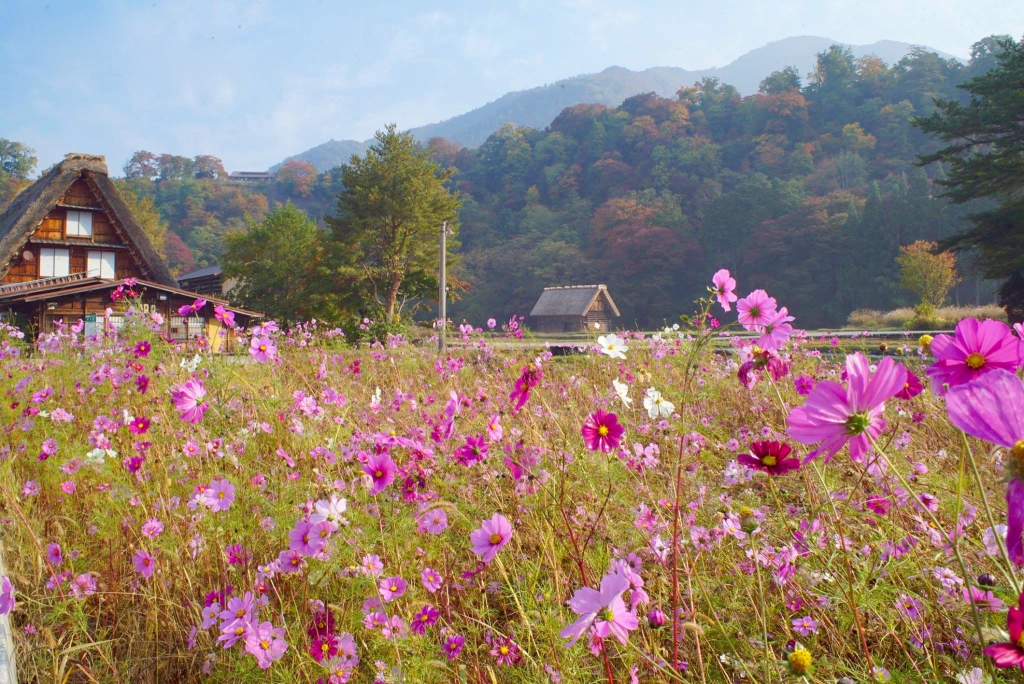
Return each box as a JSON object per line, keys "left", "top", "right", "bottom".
{"left": 438, "top": 220, "right": 447, "bottom": 354}
{"left": 0, "top": 540, "right": 17, "bottom": 684}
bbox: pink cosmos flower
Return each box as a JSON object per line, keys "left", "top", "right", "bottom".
{"left": 249, "top": 335, "right": 277, "bottom": 363}
{"left": 787, "top": 353, "right": 907, "bottom": 464}
{"left": 490, "top": 635, "right": 522, "bottom": 666}
{"left": 487, "top": 413, "right": 503, "bottom": 442}
{"left": 244, "top": 620, "right": 289, "bottom": 669}
{"left": 417, "top": 508, "right": 448, "bottom": 535}
{"left": 171, "top": 378, "right": 209, "bottom": 424}
{"left": 289, "top": 520, "right": 326, "bottom": 557}
{"left": 560, "top": 571, "right": 639, "bottom": 647}
{"left": 736, "top": 290, "right": 778, "bottom": 331}
{"left": 926, "top": 318, "right": 1024, "bottom": 395}
{"left": 311, "top": 634, "right": 340, "bottom": 663}
{"left": 945, "top": 368, "right": 1024, "bottom": 565}
{"left": 0, "top": 575, "right": 14, "bottom": 615}
{"left": 470, "top": 513, "right": 513, "bottom": 563}
{"left": 421, "top": 567, "right": 444, "bottom": 592}
{"left": 133, "top": 340, "right": 151, "bottom": 358}
{"left": 132, "top": 549, "right": 156, "bottom": 579}
{"left": 508, "top": 365, "right": 542, "bottom": 412}
{"left": 363, "top": 452, "right": 396, "bottom": 494}
{"left": 711, "top": 269, "right": 738, "bottom": 312}
{"left": 205, "top": 478, "right": 235, "bottom": 512}
{"left": 737, "top": 440, "right": 800, "bottom": 475}
{"left": 794, "top": 375, "right": 815, "bottom": 395}
{"left": 581, "top": 409, "right": 625, "bottom": 453}
{"left": 378, "top": 576, "right": 407, "bottom": 602}
{"left": 757, "top": 307, "right": 795, "bottom": 351}
{"left": 738, "top": 349, "right": 789, "bottom": 389}
{"left": 983, "top": 587, "right": 1024, "bottom": 672}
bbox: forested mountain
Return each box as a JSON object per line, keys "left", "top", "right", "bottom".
{"left": 2, "top": 37, "right": 1006, "bottom": 331}
{"left": 279, "top": 36, "right": 958, "bottom": 171}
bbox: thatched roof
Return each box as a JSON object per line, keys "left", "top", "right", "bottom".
{"left": 529, "top": 284, "right": 620, "bottom": 317}
{"left": 0, "top": 153, "right": 177, "bottom": 287}
{"left": 178, "top": 264, "right": 222, "bottom": 281}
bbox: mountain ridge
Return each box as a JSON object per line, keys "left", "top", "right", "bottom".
{"left": 273, "top": 36, "right": 961, "bottom": 172}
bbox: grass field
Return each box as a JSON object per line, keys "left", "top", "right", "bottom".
{"left": 0, "top": 306, "right": 1019, "bottom": 683}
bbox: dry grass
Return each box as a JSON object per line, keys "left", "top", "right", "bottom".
{"left": 847, "top": 304, "right": 1007, "bottom": 330}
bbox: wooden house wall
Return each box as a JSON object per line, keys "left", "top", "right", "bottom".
{"left": 2, "top": 180, "right": 145, "bottom": 284}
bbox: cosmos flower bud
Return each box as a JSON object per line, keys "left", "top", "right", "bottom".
{"left": 977, "top": 573, "right": 996, "bottom": 588}
{"left": 647, "top": 609, "right": 666, "bottom": 629}
{"left": 739, "top": 507, "right": 759, "bottom": 533}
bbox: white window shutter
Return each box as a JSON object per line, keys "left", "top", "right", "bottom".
{"left": 54, "top": 249, "right": 70, "bottom": 277}
{"left": 66, "top": 211, "right": 80, "bottom": 237}
{"left": 101, "top": 252, "right": 115, "bottom": 279}
{"left": 79, "top": 211, "right": 93, "bottom": 237}
{"left": 40, "top": 248, "right": 55, "bottom": 277}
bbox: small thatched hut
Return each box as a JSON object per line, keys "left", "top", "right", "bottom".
{"left": 529, "top": 284, "right": 620, "bottom": 333}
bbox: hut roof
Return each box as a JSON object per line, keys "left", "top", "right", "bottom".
{"left": 178, "top": 265, "right": 223, "bottom": 281}
{"left": 529, "top": 284, "right": 620, "bottom": 317}
{"left": 0, "top": 153, "right": 177, "bottom": 288}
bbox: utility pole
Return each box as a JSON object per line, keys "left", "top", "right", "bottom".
{"left": 438, "top": 220, "right": 447, "bottom": 354}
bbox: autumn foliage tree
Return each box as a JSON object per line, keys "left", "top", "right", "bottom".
{"left": 897, "top": 240, "right": 960, "bottom": 310}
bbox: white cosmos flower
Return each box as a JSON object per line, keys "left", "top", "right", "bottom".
{"left": 612, "top": 378, "right": 632, "bottom": 407}
{"left": 310, "top": 495, "right": 348, "bottom": 527}
{"left": 643, "top": 387, "right": 674, "bottom": 420}
{"left": 597, "top": 333, "right": 628, "bottom": 359}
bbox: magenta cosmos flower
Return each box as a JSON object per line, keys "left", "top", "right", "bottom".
{"left": 738, "top": 440, "right": 800, "bottom": 475}
{"left": 736, "top": 289, "right": 777, "bottom": 331}
{"left": 926, "top": 318, "right": 1024, "bottom": 395}
{"left": 470, "top": 513, "right": 513, "bottom": 563}
{"left": 945, "top": 368, "right": 1024, "bottom": 565}
{"left": 363, "top": 452, "right": 397, "bottom": 494}
{"left": 560, "top": 571, "right": 639, "bottom": 647}
{"left": 983, "top": 587, "right": 1024, "bottom": 672}
{"left": 509, "top": 364, "right": 542, "bottom": 412}
{"left": 896, "top": 371, "right": 924, "bottom": 400}
{"left": 582, "top": 409, "right": 625, "bottom": 453}
{"left": 171, "top": 378, "right": 208, "bottom": 424}
{"left": 0, "top": 575, "right": 14, "bottom": 615}
{"left": 711, "top": 269, "right": 738, "bottom": 312}
{"left": 788, "top": 353, "right": 907, "bottom": 464}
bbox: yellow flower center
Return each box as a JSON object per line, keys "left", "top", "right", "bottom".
{"left": 235, "top": 627, "right": 244, "bottom": 635}
{"left": 390, "top": 585, "right": 398, "bottom": 592}
{"left": 260, "top": 639, "right": 270, "bottom": 650}
{"left": 236, "top": 608, "right": 245, "bottom": 617}
{"left": 489, "top": 533, "right": 502, "bottom": 544}
{"left": 599, "top": 607, "right": 615, "bottom": 622}
{"left": 762, "top": 455, "right": 777, "bottom": 466}
{"left": 321, "top": 643, "right": 330, "bottom": 653}
{"left": 598, "top": 425, "right": 609, "bottom": 437}
{"left": 499, "top": 646, "right": 510, "bottom": 655}
{"left": 375, "top": 469, "right": 383, "bottom": 478}
{"left": 965, "top": 352, "right": 985, "bottom": 369}
{"left": 259, "top": 345, "right": 267, "bottom": 352}
{"left": 788, "top": 648, "right": 812, "bottom": 675}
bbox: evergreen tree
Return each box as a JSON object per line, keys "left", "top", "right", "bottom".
{"left": 914, "top": 36, "right": 1024, "bottom": 320}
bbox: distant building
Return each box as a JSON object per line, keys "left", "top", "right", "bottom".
{"left": 529, "top": 284, "right": 620, "bottom": 333}
{"left": 0, "top": 153, "right": 260, "bottom": 346}
{"left": 228, "top": 171, "right": 272, "bottom": 182}
{"left": 177, "top": 264, "right": 238, "bottom": 298}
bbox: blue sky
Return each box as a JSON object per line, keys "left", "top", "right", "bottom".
{"left": 0, "top": 0, "right": 1020, "bottom": 174}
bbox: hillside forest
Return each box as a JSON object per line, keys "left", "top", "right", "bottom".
{"left": 0, "top": 38, "right": 1013, "bottom": 329}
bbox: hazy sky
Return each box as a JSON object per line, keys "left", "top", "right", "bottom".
{"left": 1, "top": 0, "right": 1019, "bottom": 174}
